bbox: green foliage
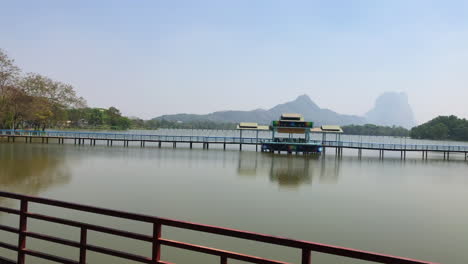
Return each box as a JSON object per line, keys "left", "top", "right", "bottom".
{"left": 410, "top": 115, "right": 468, "bottom": 141}
{"left": 0, "top": 49, "right": 87, "bottom": 130}
{"left": 342, "top": 124, "right": 409, "bottom": 137}
{"left": 65, "top": 107, "right": 131, "bottom": 130}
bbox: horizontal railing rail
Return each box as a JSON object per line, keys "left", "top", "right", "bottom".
{"left": 0, "top": 191, "right": 438, "bottom": 264}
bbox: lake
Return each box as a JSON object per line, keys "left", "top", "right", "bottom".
{"left": 0, "top": 138, "right": 467, "bottom": 263}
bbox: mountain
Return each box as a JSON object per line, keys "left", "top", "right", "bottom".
{"left": 365, "top": 92, "right": 416, "bottom": 128}
{"left": 154, "top": 94, "right": 366, "bottom": 126}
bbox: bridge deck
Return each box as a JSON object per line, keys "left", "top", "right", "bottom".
{"left": 1, "top": 129, "right": 467, "bottom": 156}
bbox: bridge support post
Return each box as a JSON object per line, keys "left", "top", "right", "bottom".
{"left": 404, "top": 151, "right": 406, "bottom": 160}
{"left": 447, "top": 152, "right": 450, "bottom": 160}
{"left": 206, "top": 143, "right": 209, "bottom": 149}
{"left": 158, "top": 141, "right": 161, "bottom": 148}
{"left": 190, "top": 142, "right": 193, "bottom": 149}
{"left": 223, "top": 143, "right": 226, "bottom": 150}
{"left": 443, "top": 152, "right": 446, "bottom": 160}
{"left": 110, "top": 140, "right": 113, "bottom": 146}
{"left": 240, "top": 144, "right": 242, "bottom": 151}
{"left": 173, "top": 142, "right": 176, "bottom": 148}
{"left": 12, "top": 136, "right": 15, "bottom": 142}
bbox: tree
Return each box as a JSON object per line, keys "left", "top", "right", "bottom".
{"left": 0, "top": 49, "right": 21, "bottom": 128}
{"left": 18, "top": 73, "right": 87, "bottom": 130}
{"left": 410, "top": 115, "right": 468, "bottom": 141}
{"left": 20, "top": 73, "right": 86, "bottom": 108}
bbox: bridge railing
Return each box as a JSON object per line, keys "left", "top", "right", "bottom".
{"left": 322, "top": 140, "right": 468, "bottom": 152}
{"left": 0, "top": 129, "right": 273, "bottom": 144}
{"left": 0, "top": 191, "right": 437, "bottom": 264}
{"left": 2, "top": 129, "right": 468, "bottom": 151}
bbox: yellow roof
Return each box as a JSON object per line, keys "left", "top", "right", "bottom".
{"left": 237, "top": 123, "right": 270, "bottom": 130}
{"left": 311, "top": 126, "right": 343, "bottom": 133}
{"left": 239, "top": 122, "right": 258, "bottom": 128}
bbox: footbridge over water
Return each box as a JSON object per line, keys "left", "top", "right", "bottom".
{"left": 1, "top": 129, "right": 467, "bottom": 161}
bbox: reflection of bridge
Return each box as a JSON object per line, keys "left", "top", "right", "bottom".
{"left": 1, "top": 130, "right": 468, "bottom": 161}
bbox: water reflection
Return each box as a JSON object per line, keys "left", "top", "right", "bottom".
{"left": 269, "top": 154, "right": 315, "bottom": 188}
{"left": 319, "top": 157, "right": 341, "bottom": 184}
{"left": 0, "top": 143, "right": 72, "bottom": 198}
{"left": 238, "top": 152, "right": 341, "bottom": 188}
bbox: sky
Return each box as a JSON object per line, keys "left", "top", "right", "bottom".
{"left": 1, "top": 0, "right": 467, "bottom": 124}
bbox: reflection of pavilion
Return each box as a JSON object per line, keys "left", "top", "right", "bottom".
{"left": 237, "top": 152, "right": 342, "bottom": 187}
{"left": 269, "top": 155, "right": 315, "bottom": 188}
{"left": 319, "top": 157, "right": 341, "bottom": 184}
{"left": 237, "top": 152, "right": 259, "bottom": 176}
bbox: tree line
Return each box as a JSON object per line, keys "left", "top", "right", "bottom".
{"left": 342, "top": 124, "right": 409, "bottom": 137}
{"left": 0, "top": 49, "right": 133, "bottom": 130}
{"left": 131, "top": 118, "right": 237, "bottom": 130}
{"left": 410, "top": 115, "right": 468, "bottom": 141}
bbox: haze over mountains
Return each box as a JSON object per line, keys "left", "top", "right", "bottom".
{"left": 366, "top": 92, "right": 416, "bottom": 128}
{"left": 154, "top": 92, "right": 417, "bottom": 128}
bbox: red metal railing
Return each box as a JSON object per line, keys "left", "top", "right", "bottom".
{"left": 0, "top": 191, "right": 438, "bottom": 264}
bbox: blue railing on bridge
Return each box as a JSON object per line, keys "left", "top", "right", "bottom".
{"left": 1, "top": 129, "right": 468, "bottom": 152}
{"left": 323, "top": 140, "right": 468, "bottom": 152}
{"left": 0, "top": 129, "right": 271, "bottom": 144}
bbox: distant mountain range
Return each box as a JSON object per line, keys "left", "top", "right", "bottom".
{"left": 153, "top": 92, "right": 417, "bottom": 128}
{"left": 366, "top": 92, "right": 416, "bottom": 128}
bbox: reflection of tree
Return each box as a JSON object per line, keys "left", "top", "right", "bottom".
{"left": 0, "top": 144, "right": 71, "bottom": 203}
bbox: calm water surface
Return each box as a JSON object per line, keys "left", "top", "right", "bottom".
{"left": 0, "top": 142, "right": 467, "bottom": 264}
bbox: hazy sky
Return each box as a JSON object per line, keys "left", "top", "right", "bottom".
{"left": 1, "top": 0, "right": 467, "bottom": 124}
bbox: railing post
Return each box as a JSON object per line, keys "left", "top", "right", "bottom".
{"left": 17, "top": 199, "right": 28, "bottom": 264}
{"left": 152, "top": 222, "right": 162, "bottom": 263}
{"left": 80, "top": 227, "right": 87, "bottom": 264}
{"left": 301, "top": 249, "right": 311, "bottom": 264}
{"left": 220, "top": 255, "right": 228, "bottom": 264}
